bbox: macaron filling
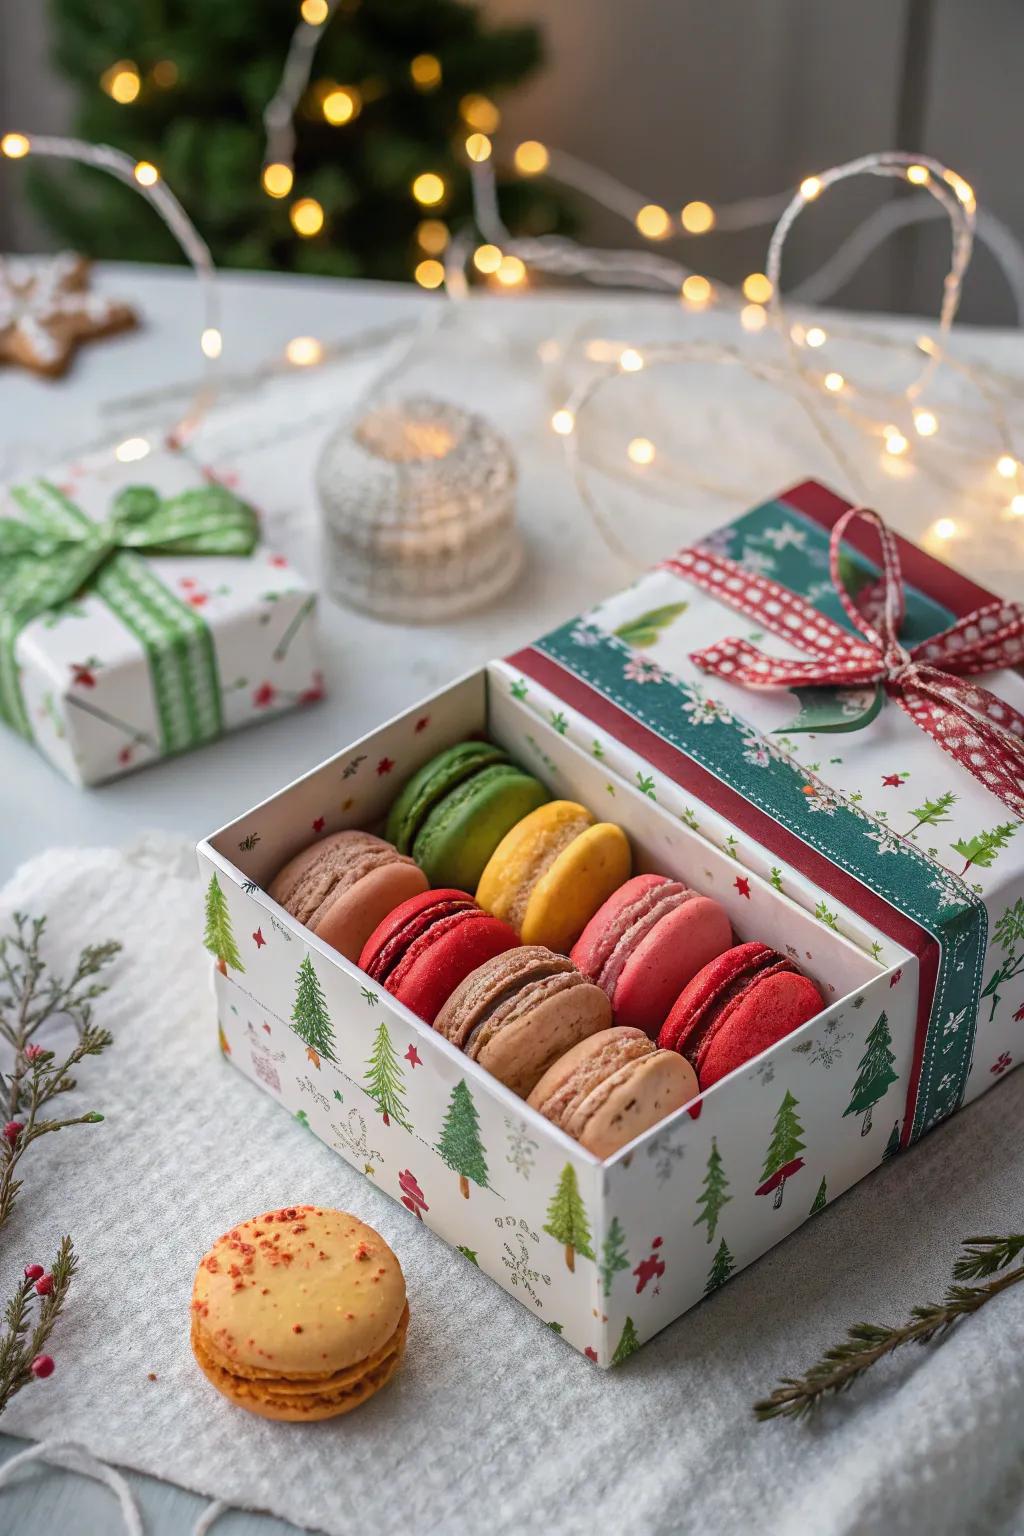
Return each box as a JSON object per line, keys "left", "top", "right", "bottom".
{"left": 593, "top": 880, "right": 698, "bottom": 996}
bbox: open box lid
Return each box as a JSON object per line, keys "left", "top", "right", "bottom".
{"left": 503, "top": 480, "right": 1024, "bottom": 1146}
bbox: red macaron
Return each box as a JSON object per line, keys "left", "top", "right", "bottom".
{"left": 359, "top": 889, "right": 519, "bottom": 1024}
{"left": 658, "top": 941, "right": 824, "bottom": 1088}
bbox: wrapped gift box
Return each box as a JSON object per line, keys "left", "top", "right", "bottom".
{"left": 197, "top": 479, "right": 1023, "bottom": 1366}
{"left": 1, "top": 444, "right": 321, "bottom": 786}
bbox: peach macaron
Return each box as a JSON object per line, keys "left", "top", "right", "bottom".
{"left": 269, "top": 830, "right": 428, "bottom": 962}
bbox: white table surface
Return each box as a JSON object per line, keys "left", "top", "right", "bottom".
{"left": 1, "top": 264, "right": 1023, "bottom": 1535}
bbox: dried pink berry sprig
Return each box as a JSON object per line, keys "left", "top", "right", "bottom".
{"left": 0, "top": 1238, "right": 76, "bottom": 1415}
{"left": 0, "top": 912, "right": 118, "bottom": 1233}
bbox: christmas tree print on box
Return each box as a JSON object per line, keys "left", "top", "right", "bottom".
{"left": 611, "top": 1316, "right": 640, "bottom": 1366}
{"left": 755, "top": 1091, "right": 806, "bottom": 1208}
{"left": 694, "top": 1137, "right": 731, "bottom": 1244}
{"left": 204, "top": 874, "right": 244, "bottom": 975}
{"left": 364, "top": 1019, "right": 410, "bottom": 1129}
{"left": 543, "top": 1163, "right": 594, "bottom": 1272}
{"left": 436, "top": 1079, "right": 488, "bottom": 1200}
{"left": 290, "top": 954, "right": 336, "bottom": 1067}
{"left": 704, "top": 1238, "right": 735, "bottom": 1296}
{"left": 809, "top": 1176, "right": 828, "bottom": 1214}
{"left": 598, "top": 1216, "right": 629, "bottom": 1297}
{"left": 843, "top": 1011, "right": 898, "bottom": 1136}
{"left": 981, "top": 899, "right": 1024, "bottom": 1022}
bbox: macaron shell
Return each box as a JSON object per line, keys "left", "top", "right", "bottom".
{"left": 269, "top": 830, "right": 398, "bottom": 924}
{"left": 389, "top": 913, "right": 520, "bottom": 1024}
{"left": 570, "top": 873, "right": 671, "bottom": 978}
{"left": 472, "top": 978, "right": 612, "bottom": 1097}
{"left": 612, "top": 896, "right": 733, "bottom": 1036}
{"left": 521, "top": 822, "right": 632, "bottom": 952}
{"left": 475, "top": 800, "right": 594, "bottom": 928}
{"left": 434, "top": 946, "right": 574, "bottom": 1051}
{"left": 314, "top": 859, "right": 429, "bottom": 961}
{"left": 527, "top": 1026, "right": 652, "bottom": 1120}
{"left": 385, "top": 741, "right": 509, "bottom": 852}
{"left": 698, "top": 970, "right": 824, "bottom": 1086}
{"left": 358, "top": 889, "right": 475, "bottom": 980}
{"left": 658, "top": 941, "right": 778, "bottom": 1057}
{"left": 574, "top": 1050, "right": 697, "bottom": 1159}
{"left": 414, "top": 765, "right": 549, "bottom": 890}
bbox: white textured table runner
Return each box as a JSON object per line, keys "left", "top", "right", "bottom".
{"left": 3, "top": 836, "right": 1024, "bottom": 1536}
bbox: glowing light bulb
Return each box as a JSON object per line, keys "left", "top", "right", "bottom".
{"left": 996, "top": 454, "right": 1018, "bottom": 479}
{"left": 619, "top": 348, "right": 644, "bottom": 373}
{"left": 681, "top": 200, "right": 714, "bottom": 234}
{"left": 300, "top": 0, "right": 329, "bottom": 23}
{"left": 741, "top": 303, "right": 767, "bottom": 332}
{"left": 417, "top": 219, "right": 449, "bottom": 255}
{"left": 101, "top": 61, "right": 141, "bottom": 103}
{"left": 913, "top": 408, "right": 938, "bottom": 437}
{"left": 465, "top": 132, "right": 492, "bottom": 163}
{"left": 262, "top": 162, "right": 294, "bottom": 198}
{"left": 1010, "top": 496, "right": 1024, "bottom": 517}
{"left": 200, "top": 328, "right": 222, "bottom": 359}
{"left": 1, "top": 133, "right": 30, "bottom": 159}
{"left": 627, "top": 437, "right": 656, "bottom": 465}
{"left": 410, "top": 53, "right": 442, "bottom": 90}
{"left": 906, "top": 164, "right": 930, "bottom": 186}
{"left": 472, "top": 243, "right": 502, "bottom": 274}
{"left": 799, "top": 175, "right": 822, "bottom": 201}
{"left": 286, "top": 336, "right": 323, "bottom": 367}
{"left": 414, "top": 259, "right": 445, "bottom": 290}
{"left": 636, "top": 204, "right": 671, "bottom": 240}
{"left": 514, "top": 140, "right": 549, "bottom": 176}
{"left": 133, "top": 160, "right": 159, "bottom": 186}
{"left": 551, "top": 409, "right": 575, "bottom": 436}
{"left": 884, "top": 427, "right": 909, "bottom": 457}
{"left": 933, "top": 517, "right": 957, "bottom": 540}
{"left": 460, "top": 95, "right": 500, "bottom": 133}
{"left": 495, "top": 254, "right": 526, "bottom": 287}
{"left": 945, "top": 172, "right": 975, "bottom": 210}
{"left": 742, "top": 271, "right": 773, "bottom": 304}
{"left": 805, "top": 326, "right": 827, "bottom": 348}
{"left": 323, "top": 86, "right": 360, "bottom": 124}
{"left": 412, "top": 172, "right": 445, "bottom": 207}
{"left": 290, "top": 198, "right": 325, "bottom": 236}
{"left": 114, "top": 436, "right": 151, "bottom": 463}
{"left": 824, "top": 371, "right": 844, "bottom": 393}
{"left": 681, "top": 274, "right": 712, "bottom": 305}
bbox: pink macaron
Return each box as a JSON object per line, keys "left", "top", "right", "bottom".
{"left": 658, "top": 941, "right": 824, "bottom": 1088}
{"left": 358, "top": 890, "right": 519, "bottom": 1024}
{"left": 571, "top": 873, "right": 733, "bottom": 1038}
{"left": 269, "top": 829, "right": 428, "bottom": 963}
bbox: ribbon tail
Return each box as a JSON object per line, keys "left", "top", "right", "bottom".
{"left": 692, "top": 635, "right": 882, "bottom": 689}
{"left": 892, "top": 676, "right": 1024, "bottom": 821}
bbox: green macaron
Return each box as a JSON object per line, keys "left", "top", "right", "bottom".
{"left": 390, "top": 747, "right": 549, "bottom": 890}
{"left": 386, "top": 741, "right": 510, "bottom": 854}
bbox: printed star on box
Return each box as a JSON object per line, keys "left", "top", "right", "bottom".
{"left": 405, "top": 1044, "right": 422, "bottom": 1068}
{"left": 252, "top": 928, "right": 266, "bottom": 949}
{"left": 734, "top": 876, "right": 751, "bottom": 898}
{"left": 881, "top": 773, "right": 904, "bottom": 787}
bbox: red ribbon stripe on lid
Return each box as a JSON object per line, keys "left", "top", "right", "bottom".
{"left": 667, "top": 506, "right": 1024, "bottom": 819}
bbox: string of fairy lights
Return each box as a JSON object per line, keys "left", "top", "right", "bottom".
{"left": 4, "top": 3, "right": 1024, "bottom": 558}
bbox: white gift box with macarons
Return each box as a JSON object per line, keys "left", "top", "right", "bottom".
{"left": 198, "top": 479, "right": 1024, "bottom": 1365}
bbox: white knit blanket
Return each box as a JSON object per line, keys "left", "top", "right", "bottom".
{"left": 3, "top": 837, "right": 1024, "bottom": 1536}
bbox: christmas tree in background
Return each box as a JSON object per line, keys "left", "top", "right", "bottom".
{"left": 611, "top": 1316, "right": 640, "bottom": 1366}
{"left": 843, "top": 1011, "right": 897, "bottom": 1137}
{"left": 290, "top": 953, "right": 336, "bottom": 1065}
{"left": 755, "top": 1090, "right": 806, "bottom": 1209}
{"left": 598, "top": 1216, "right": 629, "bottom": 1298}
{"left": 703, "top": 1238, "right": 735, "bottom": 1296}
{"left": 694, "top": 1137, "right": 731, "bottom": 1244}
{"left": 203, "top": 873, "right": 244, "bottom": 975}
{"left": 543, "top": 1163, "right": 594, "bottom": 1273}
{"left": 364, "top": 1019, "right": 409, "bottom": 1128}
{"left": 436, "top": 1079, "right": 487, "bottom": 1199}
{"left": 33, "top": 0, "right": 573, "bottom": 282}
{"left": 809, "top": 1176, "right": 827, "bottom": 1215}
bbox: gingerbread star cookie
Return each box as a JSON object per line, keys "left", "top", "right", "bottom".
{"left": 0, "top": 252, "right": 137, "bottom": 377}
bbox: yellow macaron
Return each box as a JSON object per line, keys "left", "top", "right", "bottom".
{"left": 476, "top": 800, "right": 631, "bottom": 953}
{"left": 191, "top": 1206, "right": 408, "bottom": 1421}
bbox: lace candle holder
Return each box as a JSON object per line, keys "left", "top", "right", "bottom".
{"left": 317, "top": 395, "right": 522, "bottom": 621}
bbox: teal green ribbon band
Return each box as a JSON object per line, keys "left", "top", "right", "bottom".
{"left": 0, "top": 478, "right": 259, "bottom": 752}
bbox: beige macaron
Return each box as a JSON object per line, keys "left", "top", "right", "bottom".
{"left": 528, "top": 1026, "right": 697, "bottom": 1158}
{"left": 191, "top": 1205, "right": 408, "bottom": 1421}
{"left": 269, "top": 830, "right": 428, "bottom": 962}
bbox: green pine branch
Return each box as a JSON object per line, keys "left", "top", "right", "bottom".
{"left": 0, "top": 1236, "right": 77, "bottom": 1418}
{"left": 952, "top": 822, "right": 1018, "bottom": 875}
{"left": 908, "top": 791, "right": 957, "bottom": 833}
{"left": 754, "top": 1234, "right": 1024, "bottom": 1420}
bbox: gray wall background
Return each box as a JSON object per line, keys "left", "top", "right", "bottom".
{"left": 2, "top": 0, "right": 1022, "bottom": 324}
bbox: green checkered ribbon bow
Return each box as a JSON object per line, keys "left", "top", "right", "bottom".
{"left": 0, "top": 479, "right": 259, "bottom": 752}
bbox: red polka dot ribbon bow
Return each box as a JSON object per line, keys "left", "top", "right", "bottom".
{"left": 672, "top": 506, "right": 1024, "bottom": 819}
